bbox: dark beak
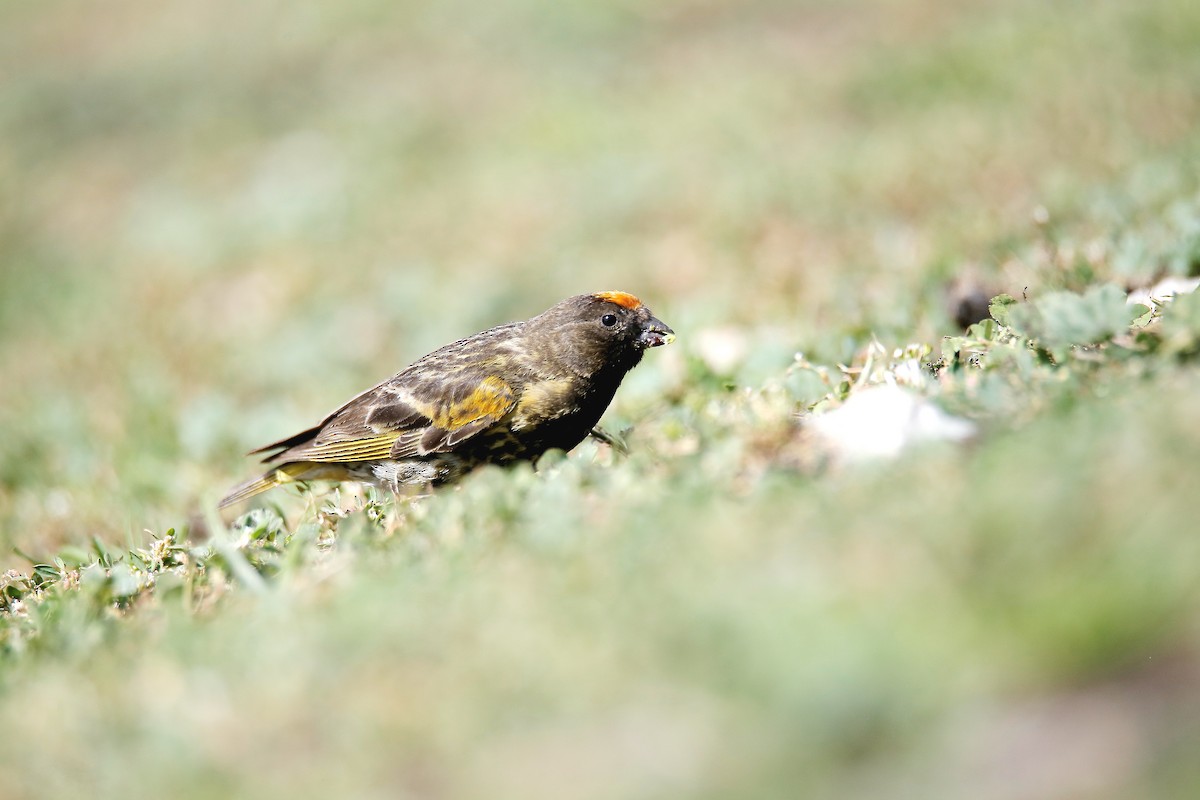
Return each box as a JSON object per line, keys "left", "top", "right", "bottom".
{"left": 638, "top": 315, "right": 676, "bottom": 348}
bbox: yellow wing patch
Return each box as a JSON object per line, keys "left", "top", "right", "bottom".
{"left": 430, "top": 375, "right": 515, "bottom": 432}
{"left": 593, "top": 291, "right": 642, "bottom": 310}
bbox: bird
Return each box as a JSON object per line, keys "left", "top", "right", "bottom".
{"left": 219, "top": 291, "right": 675, "bottom": 508}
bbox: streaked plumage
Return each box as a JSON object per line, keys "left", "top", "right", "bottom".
{"left": 220, "top": 291, "right": 674, "bottom": 507}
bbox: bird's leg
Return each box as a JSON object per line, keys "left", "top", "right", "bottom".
{"left": 589, "top": 426, "right": 630, "bottom": 456}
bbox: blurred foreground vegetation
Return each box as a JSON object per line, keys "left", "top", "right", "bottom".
{"left": 3, "top": 0, "right": 1200, "bottom": 797}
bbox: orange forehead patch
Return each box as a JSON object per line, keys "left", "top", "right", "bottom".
{"left": 593, "top": 291, "right": 643, "bottom": 310}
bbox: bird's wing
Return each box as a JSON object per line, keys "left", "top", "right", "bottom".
{"left": 254, "top": 369, "right": 518, "bottom": 465}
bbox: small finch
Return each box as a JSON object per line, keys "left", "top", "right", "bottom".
{"left": 220, "top": 291, "right": 675, "bottom": 508}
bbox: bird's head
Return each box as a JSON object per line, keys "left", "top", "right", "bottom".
{"left": 525, "top": 291, "right": 675, "bottom": 378}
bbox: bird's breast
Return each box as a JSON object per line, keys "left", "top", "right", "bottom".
{"left": 512, "top": 377, "right": 582, "bottom": 429}
{"left": 499, "top": 373, "right": 621, "bottom": 456}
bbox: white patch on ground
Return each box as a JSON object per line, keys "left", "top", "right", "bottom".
{"left": 809, "top": 385, "right": 976, "bottom": 462}
{"left": 1127, "top": 276, "right": 1200, "bottom": 307}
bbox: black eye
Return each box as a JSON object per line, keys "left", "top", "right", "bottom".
{"left": 601, "top": 313, "right": 618, "bottom": 328}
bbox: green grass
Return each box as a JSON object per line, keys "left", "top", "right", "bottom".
{"left": 3, "top": 0, "right": 1200, "bottom": 797}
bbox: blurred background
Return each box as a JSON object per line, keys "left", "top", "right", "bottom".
{"left": 3, "top": 1, "right": 1200, "bottom": 797}
{"left": 3, "top": 0, "right": 1198, "bottom": 559}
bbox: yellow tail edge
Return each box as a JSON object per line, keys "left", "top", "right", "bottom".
{"left": 218, "top": 463, "right": 318, "bottom": 509}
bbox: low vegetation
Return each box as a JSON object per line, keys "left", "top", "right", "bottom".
{"left": 2, "top": 0, "right": 1199, "bottom": 797}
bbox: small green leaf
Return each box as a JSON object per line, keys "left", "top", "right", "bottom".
{"left": 964, "top": 319, "right": 997, "bottom": 341}
{"left": 91, "top": 535, "right": 115, "bottom": 567}
{"left": 988, "top": 294, "right": 1018, "bottom": 327}
{"left": 32, "top": 564, "right": 61, "bottom": 583}
{"left": 1, "top": 576, "right": 29, "bottom": 600}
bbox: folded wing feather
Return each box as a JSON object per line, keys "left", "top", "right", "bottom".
{"left": 254, "top": 371, "right": 517, "bottom": 465}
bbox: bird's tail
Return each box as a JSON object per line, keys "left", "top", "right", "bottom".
{"left": 218, "top": 462, "right": 326, "bottom": 509}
